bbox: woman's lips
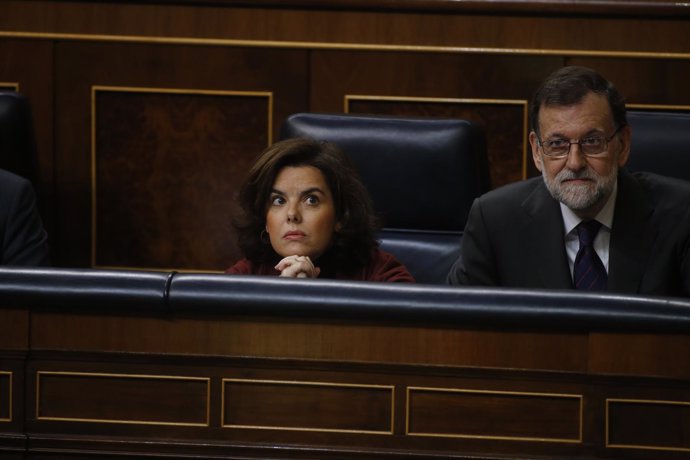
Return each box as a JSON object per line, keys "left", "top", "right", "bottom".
{"left": 283, "top": 231, "right": 306, "bottom": 240}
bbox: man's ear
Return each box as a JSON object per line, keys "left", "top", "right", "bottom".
{"left": 617, "top": 124, "right": 632, "bottom": 167}
{"left": 529, "top": 131, "right": 543, "bottom": 172}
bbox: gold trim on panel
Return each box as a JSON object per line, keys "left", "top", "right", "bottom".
{"left": 90, "top": 85, "right": 274, "bottom": 269}
{"left": 606, "top": 398, "right": 690, "bottom": 453}
{"left": 2, "top": 30, "right": 690, "bottom": 60}
{"left": 221, "top": 378, "right": 395, "bottom": 435}
{"left": 627, "top": 103, "right": 690, "bottom": 111}
{"left": 0, "top": 82, "right": 19, "bottom": 91}
{"left": 406, "top": 386, "right": 583, "bottom": 444}
{"left": 0, "top": 371, "right": 12, "bottom": 423}
{"left": 344, "top": 95, "right": 530, "bottom": 179}
{"left": 36, "top": 371, "right": 211, "bottom": 427}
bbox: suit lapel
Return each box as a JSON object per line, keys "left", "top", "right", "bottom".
{"left": 608, "top": 171, "right": 654, "bottom": 293}
{"left": 521, "top": 181, "right": 573, "bottom": 289}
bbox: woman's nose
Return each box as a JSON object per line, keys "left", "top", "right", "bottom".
{"left": 287, "top": 205, "right": 301, "bottom": 223}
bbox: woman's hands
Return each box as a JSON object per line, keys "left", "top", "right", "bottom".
{"left": 275, "top": 255, "right": 321, "bottom": 278}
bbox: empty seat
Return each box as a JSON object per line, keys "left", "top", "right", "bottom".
{"left": 626, "top": 110, "right": 690, "bottom": 182}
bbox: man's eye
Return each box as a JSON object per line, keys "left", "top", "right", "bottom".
{"left": 547, "top": 139, "right": 568, "bottom": 148}
{"left": 581, "top": 137, "right": 604, "bottom": 146}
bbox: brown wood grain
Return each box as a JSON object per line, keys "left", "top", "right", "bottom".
{"left": 1, "top": 0, "right": 689, "bottom": 270}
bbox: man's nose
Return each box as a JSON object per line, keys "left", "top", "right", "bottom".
{"left": 565, "top": 143, "right": 587, "bottom": 170}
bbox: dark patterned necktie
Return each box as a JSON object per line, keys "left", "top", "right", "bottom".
{"left": 574, "top": 220, "right": 607, "bottom": 291}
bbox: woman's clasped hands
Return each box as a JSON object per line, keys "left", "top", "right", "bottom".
{"left": 275, "top": 255, "right": 321, "bottom": 278}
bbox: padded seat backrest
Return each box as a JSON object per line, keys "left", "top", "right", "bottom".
{"left": 280, "top": 112, "right": 490, "bottom": 283}
{"left": 626, "top": 110, "right": 690, "bottom": 182}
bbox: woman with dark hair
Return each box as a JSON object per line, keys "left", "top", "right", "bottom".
{"left": 226, "top": 137, "right": 414, "bottom": 282}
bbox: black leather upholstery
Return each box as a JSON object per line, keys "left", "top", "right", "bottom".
{"left": 0, "top": 92, "right": 38, "bottom": 186}
{"left": 1, "top": 267, "right": 689, "bottom": 332}
{"left": 626, "top": 110, "right": 690, "bottom": 182}
{"left": 0, "top": 267, "right": 172, "bottom": 312}
{"left": 169, "top": 273, "right": 690, "bottom": 332}
{"left": 280, "top": 113, "right": 491, "bottom": 284}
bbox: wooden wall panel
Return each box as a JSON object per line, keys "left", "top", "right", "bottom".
{"left": 222, "top": 379, "right": 394, "bottom": 433}
{"left": 93, "top": 88, "right": 271, "bottom": 269}
{"left": 0, "top": 372, "right": 10, "bottom": 421}
{"left": 607, "top": 399, "right": 690, "bottom": 453}
{"left": 55, "top": 42, "right": 309, "bottom": 269}
{"left": 1, "top": 1, "right": 689, "bottom": 270}
{"left": 0, "top": 310, "right": 27, "bottom": 350}
{"left": 30, "top": 312, "right": 590, "bottom": 373}
{"left": 407, "top": 387, "right": 582, "bottom": 442}
{"left": 14, "top": 317, "right": 690, "bottom": 459}
{"left": 37, "top": 372, "right": 209, "bottom": 426}
{"left": 2, "top": 1, "right": 690, "bottom": 54}
{"left": 567, "top": 57, "right": 690, "bottom": 105}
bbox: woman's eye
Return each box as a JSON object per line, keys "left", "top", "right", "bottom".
{"left": 305, "top": 195, "right": 320, "bottom": 205}
{"left": 270, "top": 195, "right": 285, "bottom": 206}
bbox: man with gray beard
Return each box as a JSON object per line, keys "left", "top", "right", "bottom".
{"left": 447, "top": 66, "right": 690, "bottom": 297}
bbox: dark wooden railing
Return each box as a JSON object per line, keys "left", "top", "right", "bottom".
{"left": 1, "top": 267, "right": 689, "bottom": 458}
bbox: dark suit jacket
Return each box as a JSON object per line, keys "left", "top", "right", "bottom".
{"left": 447, "top": 170, "right": 690, "bottom": 298}
{"left": 0, "top": 168, "right": 50, "bottom": 266}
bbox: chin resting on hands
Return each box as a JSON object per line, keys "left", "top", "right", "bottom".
{"left": 275, "top": 255, "right": 321, "bottom": 278}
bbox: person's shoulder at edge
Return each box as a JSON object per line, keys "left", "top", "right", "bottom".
{"left": 0, "top": 168, "right": 50, "bottom": 266}
{"left": 0, "top": 167, "right": 27, "bottom": 190}
{"left": 466, "top": 176, "right": 546, "bottom": 226}
{"left": 477, "top": 175, "right": 543, "bottom": 203}
{"left": 628, "top": 170, "right": 690, "bottom": 203}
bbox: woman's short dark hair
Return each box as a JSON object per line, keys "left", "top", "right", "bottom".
{"left": 233, "top": 137, "right": 380, "bottom": 271}
{"left": 529, "top": 66, "right": 627, "bottom": 137}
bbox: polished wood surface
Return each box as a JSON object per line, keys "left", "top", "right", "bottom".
{"left": 1, "top": 0, "right": 689, "bottom": 270}
{"left": 0, "top": 303, "right": 686, "bottom": 458}
{"left": 57, "top": 0, "right": 690, "bottom": 17}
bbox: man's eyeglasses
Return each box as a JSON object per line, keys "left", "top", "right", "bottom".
{"left": 537, "top": 126, "right": 623, "bottom": 158}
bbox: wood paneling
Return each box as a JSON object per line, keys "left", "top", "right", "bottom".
{"left": 407, "top": 387, "right": 582, "bottom": 442}
{"left": 36, "top": 372, "right": 210, "bottom": 426}
{"left": 0, "top": 309, "right": 27, "bottom": 349}
{"left": 0, "top": 372, "right": 10, "bottom": 421}
{"left": 607, "top": 399, "right": 690, "bottom": 452}
{"left": 93, "top": 88, "right": 271, "bottom": 269}
{"left": 13, "top": 309, "right": 690, "bottom": 459}
{"left": 2, "top": 1, "right": 690, "bottom": 52}
{"left": 588, "top": 333, "right": 690, "bottom": 380}
{"left": 1, "top": 0, "right": 689, "bottom": 271}
{"left": 54, "top": 42, "right": 308, "bottom": 269}
{"left": 30, "top": 312, "right": 590, "bottom": 372}
{"left": 222, "top": 379, "right": 393, "bottom": 433}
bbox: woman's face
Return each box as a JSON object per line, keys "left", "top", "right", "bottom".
{"left": 265, "top": 165, "right": 339, "bottom": 260}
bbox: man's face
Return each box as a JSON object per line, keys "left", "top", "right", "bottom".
{"left": 529, "top": 91, "right": 631, "bottom": 218}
